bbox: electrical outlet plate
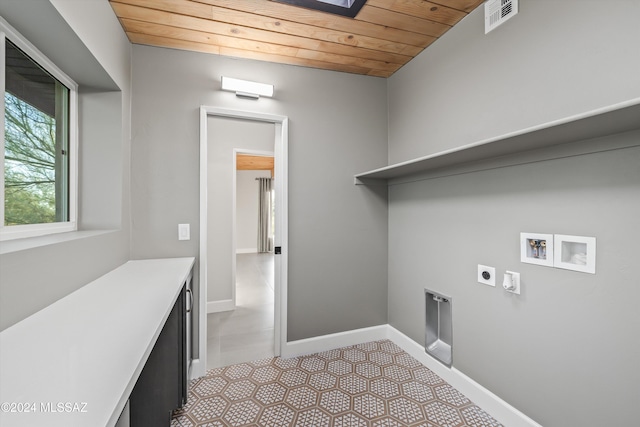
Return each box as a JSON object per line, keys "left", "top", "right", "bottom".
{"left": 477, "top": 265, "right": 496, "bottom": 286}
{"left": 504, "top": 270, "right": 520, "bottom": 294}
{"left": 178, "top": 223, "right": 190, "bottom": 241}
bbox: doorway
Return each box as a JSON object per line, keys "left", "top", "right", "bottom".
{"left": 196, "top": 107, "right": 288, "bottom": 377}
{"left": 209, "top": 150, "right": 274, "bottom": 367}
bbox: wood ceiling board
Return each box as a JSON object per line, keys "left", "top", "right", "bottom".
{"left": 190, "top": 0, "right": 435, "bottom": 47}
{"left": 295, "top": 49, "right": 401, "bottom": 73}
{"left": 116, "top": 7, "right": 323, "bottom": 59}
{"left": 217, "top": 45, "right": 380, "bottom": 76}
{"left": 205, "top": 1, "right": 425, "bottom": 52}
{"left": 204, "top": 1, "right": 426, "bottom": 54}
{"left": 123, "top": 19, "right": 399, "bottom": 74}
{"left": 115, "top": 2, "right": 411, "bottom": 64}
{"left": 355, "top": 5, "right": 451, "bottom": 38}
{"left": 122, "top": 19, "right": 301, "bottom": 57}
{"left": 113, "top": 0, "right": 423, "bottom": 58}
{"left": 114, "top": 0, "right": 215, "bottom": 19}
{"left": 430, "top": 0, "right": 486, "bottom": 13}
{"left": 237, "top": 154, "right": 275, "bottom": 172}
{"left": 128, "top": 32, "right": 379, "bottom": 75}
{"left": 109, "top": 0, "right": 484, "bottom": 77}
{"left": 128, "top": 32, "right": 221, "bottom": 54}
{"left": 366, "top": 0, "right": 467, "bottom": 25}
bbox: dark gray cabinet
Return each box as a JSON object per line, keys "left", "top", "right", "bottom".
{"left": 130, "top": 286, "right": 186, "bottom": 427}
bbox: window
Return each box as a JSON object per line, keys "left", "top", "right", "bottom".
{"left": 1, "top": 20, "right": 78, "bottom": 241}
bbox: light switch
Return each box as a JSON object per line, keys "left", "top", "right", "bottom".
{"left": 178, "top": 223, "right": 190, "bottom": 241}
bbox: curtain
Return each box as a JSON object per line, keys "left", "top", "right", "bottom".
{"left": 257, "top": 177, "right": 273, "bottom": 253}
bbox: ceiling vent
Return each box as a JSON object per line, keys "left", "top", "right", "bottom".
{"left": 485, "top": 0, "right": 518, "bottom": 34}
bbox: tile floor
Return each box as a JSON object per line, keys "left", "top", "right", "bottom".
{"left": 193, "top": 253, "right": 502, "bottom": 426}
{"left": 207, "top": 253, "right": 275, "bottom": 369}
{"left": 173, "top": 340, "right": 503, "bottom": 427}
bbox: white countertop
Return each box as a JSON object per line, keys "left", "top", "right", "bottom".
{"left": 0, "top": 257, "right": 195, "bottom": 427}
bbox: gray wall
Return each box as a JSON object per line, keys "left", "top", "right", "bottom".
{"left": 130, "top": 44, "right": 388, "bottom": 341}
{"left": 388, "top": 133, "right": 640, "bottom": 426}
{"left": 388, "top": 0, "right": 640, "bottom": 164}
{"left": 386, "top": 1, "right": 640, "bottom": 425}
{"left": 0, "top": 0, "right": 132, "bottom": 330}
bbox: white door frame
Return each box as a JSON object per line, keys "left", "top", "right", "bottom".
{"left": 197, "top": 106, "right": 288, "bottom": 377}
{"left": 231, "top": 148, "right": 274, "bottom": 308}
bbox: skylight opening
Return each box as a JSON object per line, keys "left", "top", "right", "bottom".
{"left": 317, "top": 0, "right": 356, "bottom": 8}
{"left": 272, "top": 0, "right": 367, "bottom": 18}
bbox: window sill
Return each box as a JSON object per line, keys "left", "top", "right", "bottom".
{"left": 0, "top": 229, "right": 118, "bottom": 255}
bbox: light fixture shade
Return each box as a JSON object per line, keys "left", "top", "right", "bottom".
{"left": 221, "top": 76, "right": 274, "bottom": 98}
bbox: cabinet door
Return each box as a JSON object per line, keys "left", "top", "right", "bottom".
{"left": 130, "top": 287, "right": 185, "bottom": 427}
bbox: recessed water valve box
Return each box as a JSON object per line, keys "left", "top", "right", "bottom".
{"left": 521, "top": 232, "right": 553, "bottom": 267}
{"left": 554, "top": 234, "right": 596, "bottom": 274}
{"left": 425, "top": 289, "right": 453, "bottom": 368}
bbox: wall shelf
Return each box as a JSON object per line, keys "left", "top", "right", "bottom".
{"left": 355, "top": 98, "right": 640, "bottom": 185}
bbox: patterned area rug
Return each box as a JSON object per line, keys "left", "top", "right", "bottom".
{"left": 171, "top": 340, "right": 502, "bottom": 427}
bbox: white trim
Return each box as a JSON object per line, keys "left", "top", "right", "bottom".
{"left": 385, "top": 326, "right": 543, "bottom": 427}
{"left": 0, "top": 229, "right": 115, "bottom": 255}
{"left": 207, "top": 299, "right": 235, "bottom": 313}
{"left": 189, "top": 359, "right": 204, "bottom": 381}
{"left": 0, "top": 220, "right": 77, "bottom": 241}
{"left": 231, "top": 150, "right": 237, "bottom": 308}
{"left": 0, "top": 29, "right": 5, "bottom": 229}
{"left": 273, "top": 118, "right": 288, "bottom": 357}
{"left": 196, "top": 107, "right": 208, "bottom": 379}
{"left": 0, "top": 18, "right": 78, "bottom": 241}
{"left": 282, "top": 325, "right": 389, "bottom": 358}
{"left": 199, "top": 106, "right": 288, "bottom": 376}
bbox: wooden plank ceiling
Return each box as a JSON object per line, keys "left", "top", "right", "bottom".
{"left": 237, "top": 153, "right": 274, "bottom": 177}
{"left": 109, "top": 0, "right": 484, "bottom": 78}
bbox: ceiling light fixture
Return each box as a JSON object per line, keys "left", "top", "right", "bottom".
{"left": 221, "top": 76, "right": 274, "bottom": 99}
{"left": 272, "top": 0, "right": 368, "bottom": 18}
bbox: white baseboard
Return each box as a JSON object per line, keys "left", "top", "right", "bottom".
{"left": 281, "top": 324, "right": 388, "bottom": 358}
{"left": 385, "top": 325, "right": 543, "bottom": 427}
{"left": 207, "top": 299, "right": 234, "bottom": 313}
{"left": 190, "top": 358, "right": 205, "bottom": 379}
{"left": 236, "top": 248, "right": 257, "bottom": 254}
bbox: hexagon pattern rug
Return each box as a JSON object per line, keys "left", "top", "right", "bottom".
{"left": 171, "top": 340, "right": 502, "bottom": 427}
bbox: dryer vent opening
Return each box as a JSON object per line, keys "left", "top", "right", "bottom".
{"left": 425, "top": 289, "right": 453, "bottom": 368}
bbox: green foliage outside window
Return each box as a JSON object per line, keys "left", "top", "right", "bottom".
{"left": 4, "top": 92, "right": 57, "bottom": 225}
